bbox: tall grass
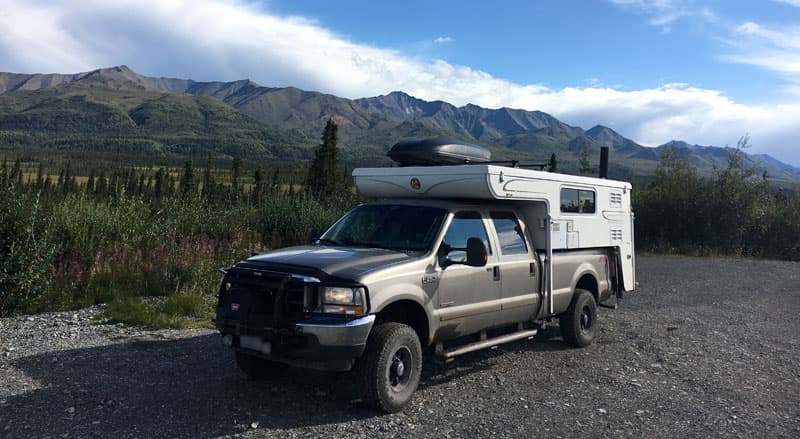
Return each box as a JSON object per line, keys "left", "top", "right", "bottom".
{"left": 0, "top": 182, "right": 347, "bottom": 326}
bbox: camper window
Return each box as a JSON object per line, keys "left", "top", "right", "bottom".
{"left": 560, "top": 188, "right": 596, "bottom": 214}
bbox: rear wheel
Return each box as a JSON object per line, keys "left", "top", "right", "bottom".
{"left": 235, "top": 351, "right": 285, "bottom": 379}
{"left": 359, "top": 323, "right": 422, "bottom": 413}
{"left": 560, "top": 289, "right": 598, "bottom": 347}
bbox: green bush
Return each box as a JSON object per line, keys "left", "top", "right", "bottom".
{"left": 0, "top": 184, "right": 59, "bottom": 315}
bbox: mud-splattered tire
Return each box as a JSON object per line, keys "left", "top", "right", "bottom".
{"left": 560, "top": 289, "right": 598, "bottom": 348}
{"left": 359, "top": 323, "right": 422, "bottom": 413}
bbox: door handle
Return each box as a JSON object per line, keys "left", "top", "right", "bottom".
{"left": 493, "top": 266, "right": 501, "bottom": 281}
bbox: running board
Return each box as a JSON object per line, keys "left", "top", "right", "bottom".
{"left": 435, "top": 326, "right": 538, "bottom": 361}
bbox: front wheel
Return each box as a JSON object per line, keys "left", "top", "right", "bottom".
{"left": 359, "top": 323, "right": 422, "bottom": 413}
{"left": 559, "top": 289, "right": 598, "bottom": 347}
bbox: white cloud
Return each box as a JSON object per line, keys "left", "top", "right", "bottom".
{"left": 607, "top": 0, "right": 705, "bottom": 29}
{"left": 0, "top": 0, "right": 799, "bottom": 166}
{"left": 774, "top": 0, "right": 800, "bottom": 7}
{"left": 723, "top": 21, "right": 800, "bottom": 98}
{"left": 433, "top": 36, "right": 455, "bottom": 44}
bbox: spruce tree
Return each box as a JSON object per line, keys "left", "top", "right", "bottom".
{"left": 231, "top": 156, "right": 242, "bottom": 193}
{"left": 11, "top": 158, "right": 22, "bottom": 186}
{"left": 126, "top": 168, "right": 137, "bottom": 196}
{"left": 86, "top": 169, "right": 96, "bottom": 195}
{"left": 154, "top": 168, "right": 165, "bottom": 203}
{"left": 180, "top": 160, "right": 195, "bottom": 195}
{"left": 137, "top": 172, "right": 146, "bottom": 196}
{"left": 306, "top": 118, "right": 339, "bottom": 200}
{"left": 36, "top": 163, "right": 44, "bottom": 190}
{"left": 579, "top": 149, "right": 592, "bottom": 175}
{"left": 271, "top": 167, "right": 281, "bottom": 190}
{"left": 548, "top": 153, "right": 558, "bottom": 172}
{"left": 202, "top": 156, "right": 214, "bottom": 199}
{"left": 252, "top": 167, "right": 264, "bottom": 204}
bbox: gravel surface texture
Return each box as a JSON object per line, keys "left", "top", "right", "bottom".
{"left": 1, "top": 255, "right": 799, "bottom": 438}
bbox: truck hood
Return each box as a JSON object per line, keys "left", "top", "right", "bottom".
{"left": 244, "top": 245, "right": 418, "bottom": 281}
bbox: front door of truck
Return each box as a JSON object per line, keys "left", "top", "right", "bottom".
{"left": 437, "top": 211, "right": 501, "bottom": 332}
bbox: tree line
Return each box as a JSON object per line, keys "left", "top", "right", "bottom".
{"left": 634, "top": 136, "right": 800, "bottom": 260}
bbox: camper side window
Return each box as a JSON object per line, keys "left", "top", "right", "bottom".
{"left": 560, "top": 188, "right": 596, "bottom": 214}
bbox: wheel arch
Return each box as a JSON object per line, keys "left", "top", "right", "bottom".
{"left": 374, "top": 299, "right": 431, "bottom": 347}
{"left": 574, "top": 271, "right": 599, "bottom": 303}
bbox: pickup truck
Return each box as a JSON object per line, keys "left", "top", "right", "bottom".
{"left": 216, "top": 199, "right": 618, "bottom": 412}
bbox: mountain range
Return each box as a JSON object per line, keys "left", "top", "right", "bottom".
{"left": 1, "top": 65, "right": 798, "bottom": 183}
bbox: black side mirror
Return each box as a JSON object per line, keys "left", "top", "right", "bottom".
{"left": 308, "top": 228, "right": 319, "bottom": 244}
{"left": 466, "top": 237, "right": 488, "bottom": 267}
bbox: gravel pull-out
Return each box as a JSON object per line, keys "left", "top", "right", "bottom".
{"left": 1, "top": 256, "right": 799, "bottom": 438}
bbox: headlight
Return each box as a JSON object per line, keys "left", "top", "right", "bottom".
{"left": 317, "top": 286, "right": 367, "bottom": 316}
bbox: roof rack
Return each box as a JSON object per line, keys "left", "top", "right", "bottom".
{"left": 479, "top": 160, "right": 549, "bottom": 170}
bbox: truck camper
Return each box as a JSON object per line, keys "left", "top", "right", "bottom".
{"left": 215, "top": 138, "right": 636, "bottom": 412}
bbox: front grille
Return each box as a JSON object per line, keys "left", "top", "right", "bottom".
{"left": 224, "top": 267, "right": 318, "bottom": 324}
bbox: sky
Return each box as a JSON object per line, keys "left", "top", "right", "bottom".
{"left": 1, "top": 0, "right": 799, "bottom": 165}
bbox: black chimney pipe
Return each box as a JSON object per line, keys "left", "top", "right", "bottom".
{"left": 599, "top": 146, "right": 609, "bottom": 179}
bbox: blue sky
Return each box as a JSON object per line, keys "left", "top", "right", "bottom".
{"left": 1, "top": 0, "right": 799, "bottom": 165}
{"left": 265, "top": 0, "right": 796, "bottom": 104}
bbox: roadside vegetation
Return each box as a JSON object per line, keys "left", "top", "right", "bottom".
{"left": 0, "top": 120, "right": 355, "bottom": 324}
{"left": 1, "top": 127, "right": 797, "bottom": 324}
{"left": 634, "top": 136, "right": 800, "bottom": 260}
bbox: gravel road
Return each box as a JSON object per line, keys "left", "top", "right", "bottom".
{"left": 1, "top": 255, "right": 799, "bottom": 438}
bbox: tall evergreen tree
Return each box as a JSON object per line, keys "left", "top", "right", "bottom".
{"left": 180, "top": 160, "right": 195, "bottom": 195}
{"left": 271, "top": 167, "right": 281, "bottom": 190}
{"left": 231, "top": 156, "right": 242, "bottom": 194}
{"left": 95, "top": 172, "right": 108, "bottom": 197}
{"left": 252, "top": 167, "right": 264, "bottom": 204}
{"left": 10, "top": 158, "right": 22, "bottom": 186}
{"left": 202, "top": 156, "right": 215, "bottom": 199}
{"left": 86, "top": 169, "right": 96, "bottom": 195}
{"left": 579, "top": 149, "right": 592, "bottom": 175}
{"left": 306, "top": 118, "right": 340, "bottom": 200}
{"left": 137, "top": 172, "right": 146, "bottom": 196}
{"left": 126, "top": 168, "right": 137, "bottom": 196}
{"left": 548, "top": 153, "right": 558, "bottom": 172}
{"left": 154, "top": 168, "right": 165, "bottom": 203}
{"left": 35, "top": 162, "right": 44, "bottom": 190}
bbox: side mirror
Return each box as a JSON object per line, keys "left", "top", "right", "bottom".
{"left": 308, "top": 228, "right": 319, "bottom": 244}
{"left": 466, "top": 237, "right": 488, "bottom": 267}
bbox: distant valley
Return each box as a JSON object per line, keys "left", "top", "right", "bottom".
{"left": 1, "top": 65, "right": 799, "bottom": 183}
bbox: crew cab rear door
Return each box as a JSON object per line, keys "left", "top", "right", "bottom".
{"left": 489, "top": 211, "right": 540, "bottom": 323}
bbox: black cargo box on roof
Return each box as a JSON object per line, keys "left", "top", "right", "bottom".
{"left": 387, "top": 138, "right": 492, "bottom": 166}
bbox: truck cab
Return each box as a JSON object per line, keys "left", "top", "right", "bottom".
{"left": 215, "top": 139, "right": 636, "bottom": 413}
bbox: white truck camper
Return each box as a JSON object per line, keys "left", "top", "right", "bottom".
{"left": 353, "top": 152, "right": 636, "bottom": 315}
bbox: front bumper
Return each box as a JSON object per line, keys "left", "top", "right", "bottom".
{"left": 219, "top": 315, "right": 375, "bottom": 371}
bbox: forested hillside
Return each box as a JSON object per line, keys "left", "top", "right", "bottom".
{"left": 2, "top": 66, "right": 799, "bottom": 183}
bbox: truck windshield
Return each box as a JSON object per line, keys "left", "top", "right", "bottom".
{"left": 320, "top": 204, "right": 447, "bottom": 252}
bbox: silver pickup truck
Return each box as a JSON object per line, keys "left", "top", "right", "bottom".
{"left": 216, "top": 199, "right": 621, "bottom": 412}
